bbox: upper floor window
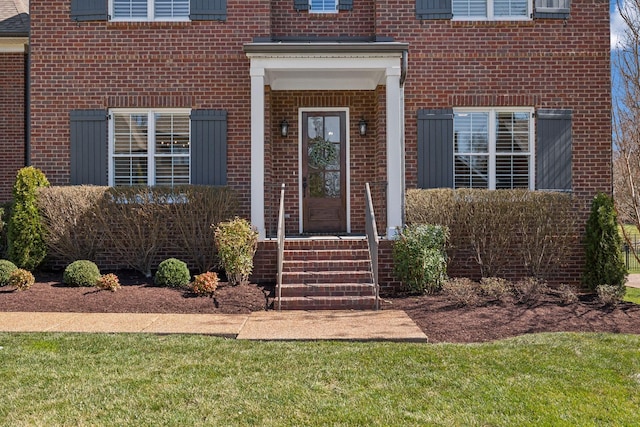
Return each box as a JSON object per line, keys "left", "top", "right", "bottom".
{"left": 454, "top": 108, "right": 534, "bottom": 189}
{"left": 452, "top": 0, "right": 529, "bottom": 19}
{"left": 310, "top": 0, "right": 338, "bottom": 13}
{"left": 111, "top": 0, "right": 190, "bottom": 21}
{"left": 110, "top": 109, "right": 191, "bottom": 186}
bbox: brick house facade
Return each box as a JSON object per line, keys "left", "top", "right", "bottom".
{"left": 18, "top": 0, "right": 612, "bottom": 286}
{"left": 0, "top": 0, "right": 29, "bottom": 203}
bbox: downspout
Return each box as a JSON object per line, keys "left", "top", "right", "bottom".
{"left": 24, "top": 42, "right": 30, "bottom": 166}
{"left": 400, "top": 49, "right": 407, "bottom": 227}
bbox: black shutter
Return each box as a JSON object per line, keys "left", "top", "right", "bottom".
{"left": 533, "top": 0, "right": 570, "bottom": 19}
{"left": 536, "top": 109, "right": 572, "bottom": 191}
{"left": 338, "top": 0, "right": 354, "bottom": 11}
{"left": 70, "top": 0, "right": 108, "bottom": 22}
{"left": 70, "top": 110, "right": 108, "bottom": 185}
{"left": 190, "top": 0, "right": 227, "bottom": 21}
{"left": 294, "top": 0, "right": 309, "bottom": 11}
{"left": 190, "top": 110, "right": 227, "bottom": 185}
{"left": 417, "top": 109, "right": 454, "bottom": 189}
{"left": 416, "top": 0, "right": 453, "bottom": 20}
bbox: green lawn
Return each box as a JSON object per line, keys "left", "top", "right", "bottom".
{"left": 625, "top": 286, "right": 640, "bottom": 304}
{"left": 1, "top": 333, "right": 639, "bottom": 426}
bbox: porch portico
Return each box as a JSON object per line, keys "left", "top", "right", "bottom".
{"left": 244, "top": 41, "right": 408, "bottom": 239}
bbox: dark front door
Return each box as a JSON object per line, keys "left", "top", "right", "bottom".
{"left": 302, "top": 111, "right": 347, "bottom": 233}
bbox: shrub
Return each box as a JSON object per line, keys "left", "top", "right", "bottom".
{"left": 513, "top": 277, "right": 547, "bottom": 304}
{"left": 155, "top": 258, "right": 191, "bottom": 288}
{"left": 214, "top": 218, "right": 258, "bottom": 286}
{"left": 441, "top": 278, "right": 480, "bottom": 307}
{"left": 557, "top": 283, "right": 579, "bottom": 305}
{"left": 37, "top": 186, "right": 108, "bottom": 263}
{"left": 8, "top": 268, "right": 35, "bottom": 291}
{"left": 96, "top": 273, "right": 121, "bottom": 292}
{"left": 583, "top": 193, "right": 627, "bottom": 292}
{"left": 393, "top": 224, "right": 448, "bottom": 294}
{"left": 479, "top": 277, "right": 511, "bottom": 302}
{"left": 0, "top": 203, "right": 10, "bottom": 258}
{"left": 63, "top": 260, "right": 101, "bottom": 287}
{"left": 0, "top": 259, "right": 18, "bottom": 286}
{"left": 405, "top": 189, "right": 577, "bottom": 279}
{"left": 7, "top": 167, "right": 50, "bottom": 270}
{"left": 596, "top": 284, "right": 625, "bottom": 306}
{"left": 191, "top": 272, "right": 219, "bottom": 296}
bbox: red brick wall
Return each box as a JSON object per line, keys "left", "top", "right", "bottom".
{"left": 29, "top": 0, "right": 272, "bottom": 218}
{"left": 270, "top": 0, "right": 375, "bottom": 38}
{"left": 0, "top": 52, "right": 26, "bottom": 202}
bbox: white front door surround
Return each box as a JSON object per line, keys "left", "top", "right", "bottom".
{"left": 245, "top": 42, "right": 408, "bottom": 239}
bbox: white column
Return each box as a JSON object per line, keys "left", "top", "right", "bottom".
{"left": 250, "top": 67, "right": 266, "bottom": 239}
{"left": 386, "top": 67, "right": 403, "bottom": 239}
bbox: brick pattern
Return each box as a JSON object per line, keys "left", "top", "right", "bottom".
{"left": 270, "top": 0, "right": 375, "bottom": 38}
{"left": 0, "top": 52, "right": 26, "bottom": 202}
{"left": 276, "top": 238, "right": 377, "bottom": 310}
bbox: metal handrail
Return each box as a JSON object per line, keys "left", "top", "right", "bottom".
{"left": 365, "top": 182, "right": 380, "bottom": 310}
{"left": 276, "top": 183, "right": 286, "bottom": 311}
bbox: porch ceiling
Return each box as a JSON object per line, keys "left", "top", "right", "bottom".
{"left": 244, "top": 42, "right": 408, "bottom": 91}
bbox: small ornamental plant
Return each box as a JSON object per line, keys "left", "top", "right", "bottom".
{"left": 0, "top": 259, "right": 18, "bottom": 286}
{"left": 63, "top": 260, "right": 101, "bottom": 287}
{"left": 154, "top": 258, "right": 191, "bottom": 288}
{"left": 96, "top": 273, "right": 121, "bottom": 292}
{"left": 191, "top": 272, "right": 219, "bottom": 297}
{"left": 8, "top": 268, "right": 35, "bottom": 291}
{"left": 214, "top": 218, "right": 258, "bottom": 286}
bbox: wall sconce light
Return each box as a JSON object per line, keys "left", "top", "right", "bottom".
{"left": 359, "top": 117, "right": 367, "bottom": 136}
{"left": 280, "top": 119, "right": 289, "bottom": 137}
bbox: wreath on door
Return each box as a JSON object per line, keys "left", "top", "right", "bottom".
{"left": 308, "top": 136, "right": 338, "bottom": 169}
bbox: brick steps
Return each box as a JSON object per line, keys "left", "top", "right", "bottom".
{"left": 276, "top": 238, "right": 378, "bottom": 310}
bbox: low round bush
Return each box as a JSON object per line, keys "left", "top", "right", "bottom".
{"left": 8, "top": 268, "right": 35, "bottom": 291}
{"left": 191, "top": 271, "right": 219, "bottom": 296}
{"left": 0, "top": 259, "right": 18, "bottom": 286}
{"left": 155, "top": 258, "right": 191, "bottom": 288}
{"left": 63, "top": 260, "right": 101, "bottom": 287}
{"left": 96, "top": 273, "right": 121, "bottom": 292}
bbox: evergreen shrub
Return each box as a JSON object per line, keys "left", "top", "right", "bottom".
{"left": 191, "top": 272, "right": 219, "bottom": 296}
{"left": 63, "top": 260, "right": 101, "bottom": 287}
{"left": 393, "top": 223, "right": 449, "bottom": 294}
{"left": 154, "top": 258, "right": 191, "bottom": 288}
{"left": 583, "top": 193, "right": 627, "bottom": 292}
{"left": 7, "top": 167, "right": 50, "bottom": 270}
{"left": 0, "top": 259, "right": 18, "bottom": 286}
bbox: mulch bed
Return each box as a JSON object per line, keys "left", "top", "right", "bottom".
{"left": 1, "top": 270, "right": 639, "bottom": 343}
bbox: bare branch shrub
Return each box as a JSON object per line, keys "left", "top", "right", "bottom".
{"left": 513, "top": 277, "right": 548, "bottom": 305}
{"left": 37, "top": 186, "right": 108, "bottom": 263}
{"left": 514, "top": 191, "right": 577, "bottom": 280}
{"left": 168, "top": 185, "right": 238, "bottom": 273}
{"left": 406, "top": 189, "right": 578, "bottom": 278}
{"left": 94, "top": 187, "right": 172, "bottom": 278}
{"left": 441, "top": 277, "right": 480, "bottom": 307}
{"left": 479, "top": 277, "right": 511, "bottom": 302}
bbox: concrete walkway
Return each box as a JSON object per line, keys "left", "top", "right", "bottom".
{"left": 627, "top": 274, "right": 640, "bottom": 288}
{"left": 0, "top": 310, "right": 428, "bottom": 342}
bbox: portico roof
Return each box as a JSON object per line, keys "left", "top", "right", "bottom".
{"left": 244, "top": 41, "right": 408, "bottom": 91}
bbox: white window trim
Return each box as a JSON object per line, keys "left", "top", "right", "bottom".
{"left": 309, "top": 0, "right": 339, "bottom": 14}
{"left": 452, "top": 0, "right": 532, "bottom": 21}
{"left": 109, "top": 0, "right": 191, "bottom": 22}
{"left": 108, "top": 108, "right": 191, "bottom": 187}
{"left": 453, "top": 107, "right": 535, "bottom": 190}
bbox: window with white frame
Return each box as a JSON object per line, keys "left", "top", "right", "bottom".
{"left": 310, "top": 0, "right": 338, "bottom": 13}
{"left": 111, "top": 0, "right": 190, "bottom": 21}
{"left": 454, "top": 108, "right": 533, "bottom": 189}
{"left": 452, "top": 0, "right": 529, "bottom": 19}
{"left": 110, "top": 109, "right": 191, "bottom": 186}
